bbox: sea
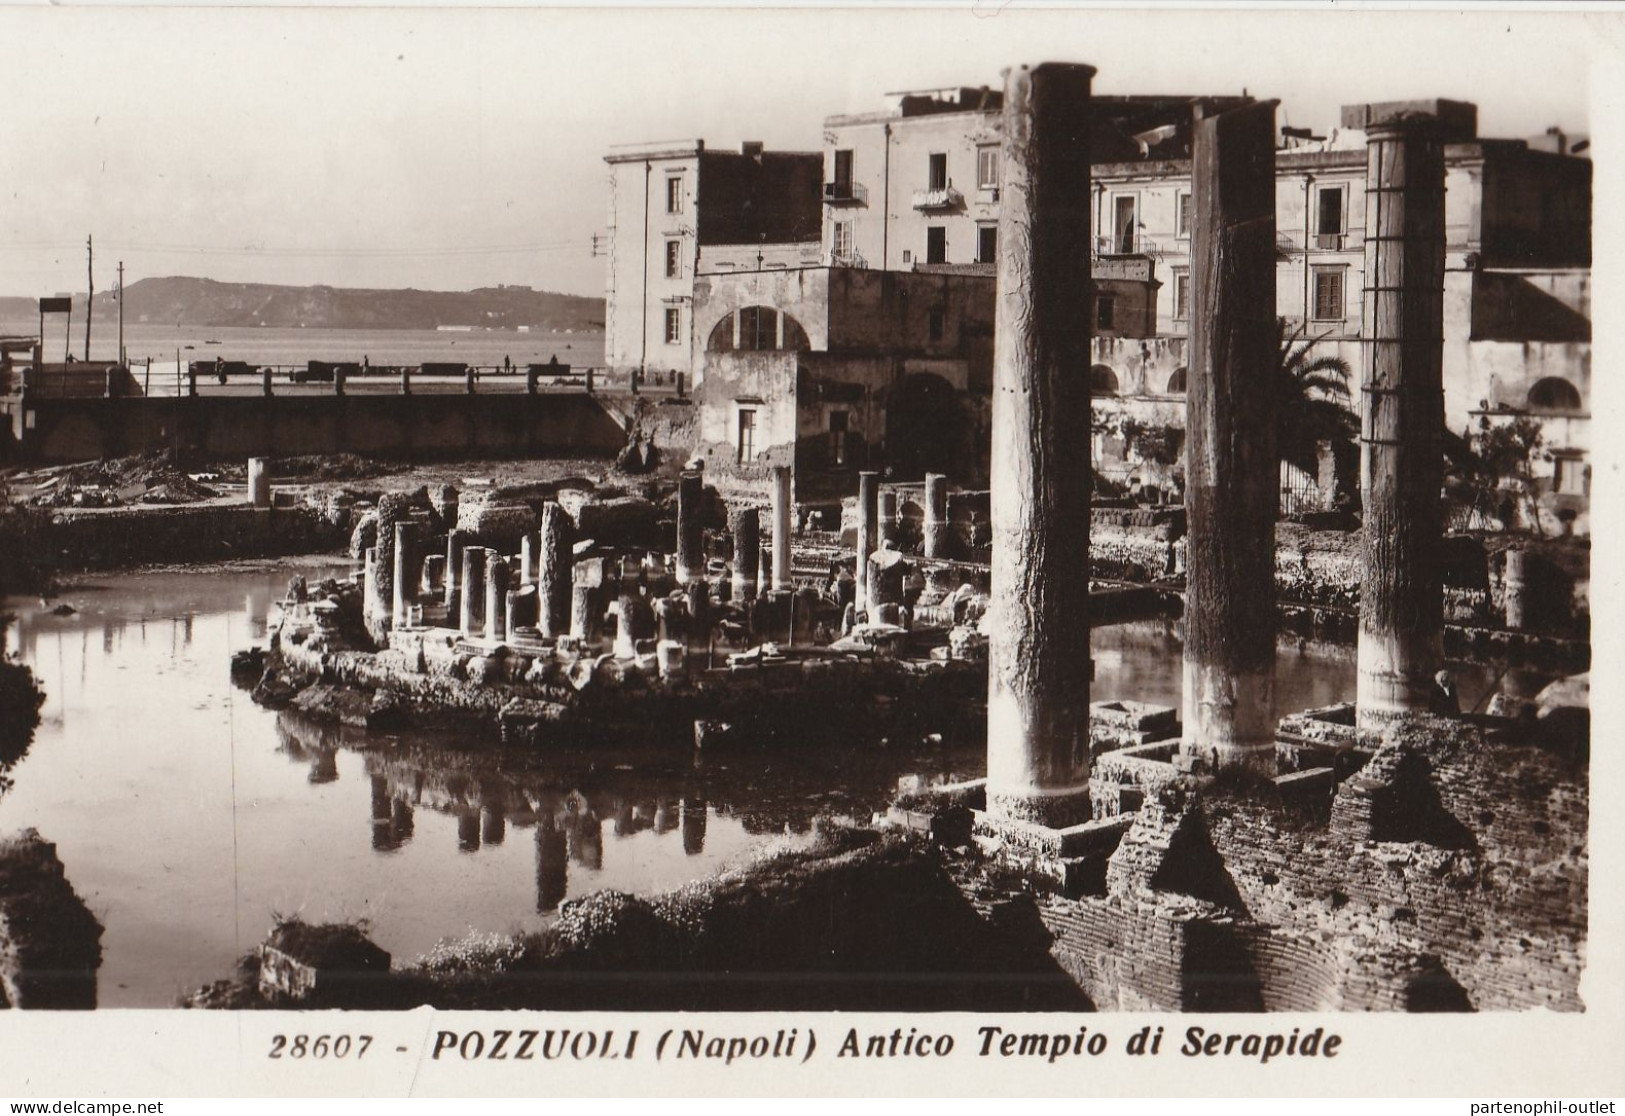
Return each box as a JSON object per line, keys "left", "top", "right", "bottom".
{"left": 0, "top": 318, "right": 605, "bottom": 371}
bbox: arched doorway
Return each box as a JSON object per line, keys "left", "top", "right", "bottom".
{"left": 886, "top": 372, "right": 966, "bottom": 480}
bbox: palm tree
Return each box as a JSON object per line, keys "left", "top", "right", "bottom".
{"left": 1273, "top": 318, "right": 1358, "bottom": 478}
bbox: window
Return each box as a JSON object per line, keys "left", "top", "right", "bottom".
{"left": 1528, "top": 377, "right": 1583, "bottom": 412}
{"left": 977, "top": 225, "right": 998, "bottom": 264}
{"left": 1166, "top": 367, "right": 1187, "bottom": 394}
{"left": 1316, "top": 185, "right": 1345, "bottom": 237}
{"left": 831, "top": 149, "right": 854, "bottom": 194}
{"left": 1096, "top": 295, "right": 1116, "bottom": 331}
{"left": 738, "top": 409, "right": 757, "bottom": 463}
{"left": 664, "top": 308, "right": 682, "bottom": 345}
{"left": 738, "top": 305, "right": 778, "bottom": 351}
{"left": 833, "top": 220, "right": 853, "bottom": 259}
{"left": 666, "top": 176, "right": 683, "bottom": 215}
{"left": 1173, "top": 269, "right": 1190, "bottom": 320}
{"left": 1113, "top": 195, "right": 1137, "bottom": 254}
{"left": 1090, "top": 365, "right": 1120, "bottom": 396}
{"left": 1553, "top": 456, "right": 1589, "bottom": 497}
{"left": 665, "top": 240, "right": 682, "bottom": 279}
{"left": 1177, "top": 193, "right": 1192, "bottom": 238}
{"left": 928, "top": 307, "right": 945, "bottom": 342}
{"left": 828, "top": 411, "right": 848, "bottom": 467}
{"left": 1312, "top": 267, "right": 1345, "bottom": 321}
{"left": 977, "top": 146, "right": 1000, "bottom": 190}
{"left": 926, "top": 226, "right": 947, "bottom": 264}
{"left": 928, "top": 152, "right": 948, "bottom": 191}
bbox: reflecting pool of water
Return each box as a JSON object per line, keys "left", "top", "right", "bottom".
{"left": 0, "top": 568, "right": 1557, "bottom": 1006}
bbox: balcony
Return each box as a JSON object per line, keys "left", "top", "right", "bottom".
{"left": 830, "top": 250, "right": 869, "bottom": 268}
{"left": 823, "top": 181, "right": 868, "bottom": 205}
{"left": 911, "top": 185, "right": 964, "bottom": 211}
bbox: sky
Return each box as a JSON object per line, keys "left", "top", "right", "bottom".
{"left": 0, "top": 4, "right": 1607, "bottom": 301}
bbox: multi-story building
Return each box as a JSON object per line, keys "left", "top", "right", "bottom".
{"left": 602, "top": 140, "right": 823, "bottom": 382}
{"left": 602, "top": 87, "right": 1591, "bottom": 529}
{"left": 817, "top": 86, "right": 1592, "bottom": 528}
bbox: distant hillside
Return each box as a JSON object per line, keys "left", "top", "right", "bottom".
{"left": 1, "top": 278, "right": 604, "bottom": 332}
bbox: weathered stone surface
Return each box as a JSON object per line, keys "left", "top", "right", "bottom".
{"left": 0, "top": 829, "right": 104, "bottom": 1009}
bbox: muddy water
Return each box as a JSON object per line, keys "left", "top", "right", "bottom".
{"left": 1, "top": 566, "right": 1555, "bottom": 1007}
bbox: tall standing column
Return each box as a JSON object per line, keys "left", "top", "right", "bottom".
{"left": 855, "top": 471, "right": 879, "bottom": 615}
{"left": 460, "top": 546, "right": 487, "bottom": 639}
{"left": 391, "top": 521, "right": 417, "bottom": 631}
{"left": 675, "top": 471, "right": 704, "bottom": 585}
{"left": 538, "top": 502, "right": 572, "bottom": 638}
{"left": 923, "top": 473, "right": 949, "bottom": 558}
{"left": 1181, "top": 100, "right": 1280, "bottom": 772}
{"left": 985, "top": 62, "right": 1096, "bottom": 828}
{"left": 771, "top": 465, "right": 793, "bottom": 590}
{"left": 485, "top": 555, "right": 510, "bottom": 642}
{"left": 1348, "top": 101, "right": 1464, "bottom": 730}
{"left": 731, "top": 508, "right": 760, "bottom": 603}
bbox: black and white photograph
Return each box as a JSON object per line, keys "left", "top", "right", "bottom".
{"left": 0, "top": 2, "right": 1618, "bottom": 1100}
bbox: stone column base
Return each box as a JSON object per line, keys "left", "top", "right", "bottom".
{"left": 986, "top": 785, "right": 1093, "bottom": 830}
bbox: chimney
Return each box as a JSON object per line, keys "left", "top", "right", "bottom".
{"left": 741, "top": 141, "right": 764, "bottom": 158}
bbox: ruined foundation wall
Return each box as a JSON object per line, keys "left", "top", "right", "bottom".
{"left": 1207, "top": 726, "right": 1586, "bottom": 1011}
{"left": 9, "top": 503, "right": 347, "bottom": 573}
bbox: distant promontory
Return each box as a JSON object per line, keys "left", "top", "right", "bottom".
{"left": 0, "top": 277, "right": 604, "bottom": 332}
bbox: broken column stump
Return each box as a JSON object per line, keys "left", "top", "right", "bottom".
{"left": 538, "top": 502, "right": 572, "bottom": 639}
{"left": 923, "top": 472, "right": 949, "bottom": 559}
{"left": 855, "top": 471, "right": 880, "bottom": 617}
{"left": 731, "top": 507, "right": 760, "bottom": 604}
{"left": 676, "top": 471, "right": 704, "bottom": 585}
{"left": 771, "top": 465, "right": 794, "bottom": 591}
{"left": 460, "top": 546, "right": 487, "bottom": 639}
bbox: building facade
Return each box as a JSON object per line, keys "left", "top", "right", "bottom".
{"left": 603, "top": 87, "right": 1591, "bottom": 527}
{"left": 603, "top": 140, "right": 823, "bottom": 381}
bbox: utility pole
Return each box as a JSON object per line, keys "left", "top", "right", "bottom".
{"left": 117, "top": 260, "right": 126, "bottom": 367}
{"left": 84, "top": 235, "right": 93, "bottom": 362}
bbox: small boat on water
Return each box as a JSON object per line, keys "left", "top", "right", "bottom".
{"left": 204, "top": 339, "right": 222, "bottom": 345}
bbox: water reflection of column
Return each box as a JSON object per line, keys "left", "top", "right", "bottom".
{"left": 566, "top": 809, "right": 604, "bottom": 871}
{"left": 392, "top": 797, "right": 415, "bottom": 842}
{"left": 535, "top": 815, "right": 568, "bottom": 913}
{"left": 653, "top": 799, "right": 678, "bottom": 835}
{"left": 309, "top": 749, "right": 339, "bottom": 784}
{"left": 612, "top": 800, "right": 634, "bottom": 837}
{"left": 681, "top": 798, "right": 708, "bottom": 856}
{"left": 457, "top": 810, "right": 481, "bottom": 853}
{"left": 370, "top": 775, "right": 391, "bottom": 822}
{"left": 481, "top": 805, "right": 506, "bottom": 846}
